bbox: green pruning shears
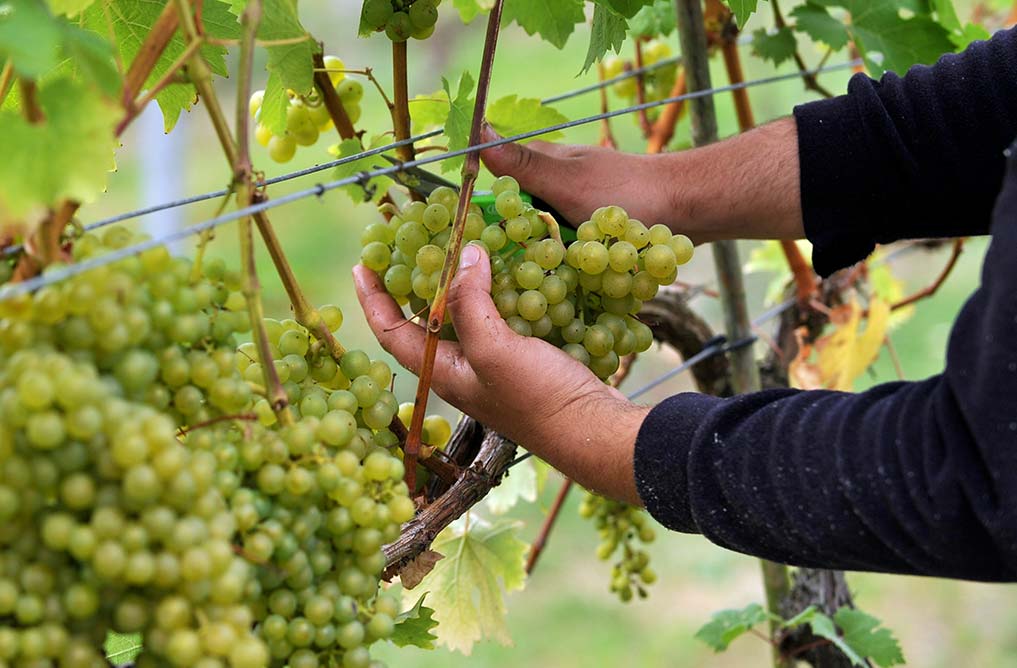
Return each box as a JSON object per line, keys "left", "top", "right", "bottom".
{"left": 382, "top": 157, "right": 578, "bottom": 243}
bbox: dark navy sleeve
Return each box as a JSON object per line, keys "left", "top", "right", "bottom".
{"left": 633, "top": 143, "right": 1017, "bottom": 581}
{"left": 793, "top": 27, "right": 1017, "bottom": 276}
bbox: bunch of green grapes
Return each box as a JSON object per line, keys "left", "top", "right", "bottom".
{"left": 0, "top": 228, "right": 416, "bottom": 667}
{"left": 360, "top": 0, "right": 439, "bottom": 42}
{"left": 578, "top": 494, "right": 657, "bottom": 602}
{"left": 359, "top": 176, "right": 694, "bottom": 381}
{"left": 603, "top": 40, "right": 679, "bottom": 121}
{"left": 251, "top": 56, "right": 365, "bottom": 164}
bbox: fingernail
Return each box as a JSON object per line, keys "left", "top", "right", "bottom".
{"left": 460, "top": 244, "right": 481, "bottom": 268}
{"left": 480, "top": 122, "right": 499, "bottom": 143}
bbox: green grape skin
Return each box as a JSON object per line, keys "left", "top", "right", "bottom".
{"left": 268, "top": 135, "right": 297, "bottom": 163}
{"left": 579, "top": 242, "right": 610, "bottom": 275}
{"left": 493, "top": 290, "right": 519, "bottom": 318}
{"left": 648, "top": 224, "right": 672, "bottom": 246}
{"left": 642, "top": 244, "right": 678, "bottom": 279}
{"left": 562, "top": 343, "right": 590, "bottom": 366}
{"left": 504, "top": 216, "right": 532, "bottom": 243}
{"left": 491, "top": 175, "right": 519, "bottom": 196}
{"left": 607, "top": 241, "right": 638, "bottom": 272}
{"left": 422, "top": 203, "right": 450, "bottom": 233}
{"left": 415, "top": 244, "right": 445, "bottom": 274}
{"left": 384, "top": 264, "right": 412, "bottom": 296}
{"left": 337, "top": 79, "right": 364, "bottom": 105}
{"left": 668, "top": 233, "right": 695, "bottom": 264}
{"left": 385, "top": 11, "right": 413, "bottom": 41}
{"left": 576, "top": 220, "right": 602, "bottom": 242}
{"left": 480, "top": 225, "right": 507, "bottom": 251}
{"left": 494, "top": 191, "right": 524, "bottom": 219}
{"left": 505, "top": 316, "right": 532, "bottom": 337}
{"left": 360, "top": 241, "right": 391, "bottom": 273}
{"left": 583, "top": 324, "right": 614, "bottom": 357}
{"left": 408, "top": 0, "right": 438, "bottom": 29}
{"left": 592, "top": 205, "right": 628, "bottom": 237}
{"left": 513, "top": 261, "right": 544, "bottom": 291}
{"left": 516, "top": 290, "right": 548, "bottom": 321}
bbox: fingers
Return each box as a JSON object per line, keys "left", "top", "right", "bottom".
{"left": 479, "top": 125, "right": 574, "bottom": 202}
{"left": 352, "top": 266, "right": 474, "bottom": 394}
{"left": 445, "top": 245, "right": 519, "bottom": 369}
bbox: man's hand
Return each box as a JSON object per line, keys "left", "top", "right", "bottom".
{"left": 480, "top": 125, "right": 682, "bottom": 233}
{"left": 480, "top": 118, "right": 805, "bottom": 243}
{"left": 353, "top": 244, "right": 647, "bottom": 504}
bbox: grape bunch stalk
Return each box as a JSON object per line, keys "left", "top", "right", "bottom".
{"left": 0, "top": 227, "right": 435, "bottom": 668}
{"left": 360, "top": 0, "right": 440, "bottom": 42}
{"left": 359, "top": 176, "right": 695, "bottom": 382}
{"left": 251, "top": 56, "right": 364, "bottom": 164}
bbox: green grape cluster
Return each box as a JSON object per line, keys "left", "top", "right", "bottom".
{"left": 578, "top": 494, "right": 657, "bottom": 602}
{"left": 603, "top": 40, "right": 678, "bottom": 121}
{"left": 251, "top": 56, "right": 364, "bottom": 164}
{"left": 0, "top": 228, "right": 414, "bottom": 667}
{"left": 359, "top": 176, "right": 694, "bottom": 381}
{"left": 360, "top": 0, "right": 439, "bottom": 42}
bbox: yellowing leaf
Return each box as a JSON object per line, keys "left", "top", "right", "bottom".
{"left": 486, "top": 94, "right": 568, "bottom": 144}
{"left": 484, "top": 457, "right": 538, "bottom": 515}
{"left": 0, "top": 77, "right": 118, "bottom": 226}
{"left": 414, "top": 517, "right": 529, "bottom": 655}
{"left": 790, "top": 298, "right": 890, "bottom": 391}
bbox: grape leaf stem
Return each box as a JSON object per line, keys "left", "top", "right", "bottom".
{"left": 632, "top": 39, "right": 654, "bottom": 138}
{"left": 402, "top": 0, "right": 506, "bottom": 492}
{"left": 121, "top": 0, "right": 181, "bottom": 112}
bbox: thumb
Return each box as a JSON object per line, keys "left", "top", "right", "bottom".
{"left": 446, "top": 244, "right": 516, "bottom": 363}
{"left": 479, "top": 124, "right": 561, "bottom": 195}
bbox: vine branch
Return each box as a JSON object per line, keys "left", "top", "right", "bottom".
{"left": 312, "top": 51, "right": 357, "bottom": 140}
{"left": 402, "top": 0, "right": 506, "bottom": 491}
{"left": 391, "top": 39, "right": 419, "bottom": 199}
{"left": 889, "top": 238, "right": 964, "bottom": 311}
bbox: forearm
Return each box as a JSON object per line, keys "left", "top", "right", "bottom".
{"left": 661, "top": 117, "right": 803, "bottom": 244}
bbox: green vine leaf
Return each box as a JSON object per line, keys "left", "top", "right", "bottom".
{"left": 234, "top": 0, "right": 317, "bottom": 135}
{"left": 486, "top": 94, "right": 568, "bottom": 143}
{"left": 811, "top": 0, "right": 954, "bottom": 75}
{"left": 413, "top": 517, "right": 529, "bottom": 655}
{"left": 0, "top": 77, "right": 118, "bottom": 225}
{"left": 484, "top": 456, "right": 538, "bottom": 514}
{"left": 789, "top": 3, "right": 850, "bottom": 50}
{"left": 597, "top": 0, "right": 655, "bottom": 18}
{"left": 694, "top": 603, "right": 769, "bottom": 652}
{"left": 389, "top": 593, "right": 439, "bottom": 649}
{"left": 47, "top": 0, "right": 97, "bottom": 15}
{"left": 408, "top": 88, "right": 450, "bottom": 135}
{"left": 82, "top": 0, "right": 240, "bottom": 132}
{"left": 628, "top": 0, "right": 676, "bottom": 38}
{"left": 440, "top": 70, "right": 475, "bottom": 174}
{"left": 805, "top": 608, "right": 905, "bottom": 667}
{"left": 104, "top": 632, "right": 142, "bottom": 666}
{"left": 750, "top": 26, "right": 797, "bottom": 65}
{"left": 723, "top": 0, "right": 759, "bottom": 27}
{"left": 502, "top": 0, "right": 585, "bottom": 49}
{"left": 582, "top": 1, "right": 627, "bottom": 73}
{"left": 0, "top": 0, "right": 64, "bottom": 78}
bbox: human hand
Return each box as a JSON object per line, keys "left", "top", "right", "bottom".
{"left": 353, "top": 243, "right": 647, "bottom": 504}
{"left": 479, "top": 125, "right": 687, "bottom": 235}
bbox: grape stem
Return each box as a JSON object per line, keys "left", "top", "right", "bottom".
{"left": 402, "top": 0, "right": 506, "bottom": 492}
{"left": 312, "top": 51, "right": 357, "bottom": 140}
{"left": 18, "top": 79, "right": 43, "bottom": 123}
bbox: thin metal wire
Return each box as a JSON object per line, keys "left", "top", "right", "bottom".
{"left": 3, "top": 57, "right": 860, "bottom": 259}
{"left": 1, "top": 55, "right": 687, "bottom": 259}
{"left": 0, "top": 60, "right": 862, "bottom": 300}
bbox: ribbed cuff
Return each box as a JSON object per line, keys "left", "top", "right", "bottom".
{"left": 633, "top": 392, "right": 724, "bottom": 533}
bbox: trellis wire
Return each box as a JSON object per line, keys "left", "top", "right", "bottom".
{"left": 0, "top": 59, "right": 863, "bottom": 299}
{"left": 0, "top": 54, "right": 686, "bottom": 259}
{"left": 2, "top": 58, "right": 860, "bottom": 260}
